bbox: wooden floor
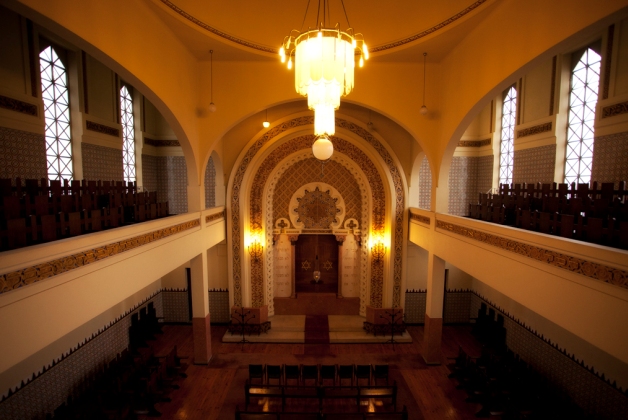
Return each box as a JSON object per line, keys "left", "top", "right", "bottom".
{"left": 149, "top": 323, "right": 484, "bottom": 420}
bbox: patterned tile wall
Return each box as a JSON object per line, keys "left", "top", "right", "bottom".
{"left": 141, "top": 154, "right": 158, "bottom": 192}
{"left": 205, "top": 156, "right": 216, "bottom": 209}
{"left": 469, "top": 293, "right": 628, "bottom": 419}
{"left": 443, "top": 290, "right": 472, "bottom": 324}
{"left": 162, "top": 290, "right": 190, "bottom": 323}
{"left": 81, "top": 143, "right": 123, "bottom": 182}
{"left": 404, "top": 290, "right": 426, "bottom": 324}
{"left": 418, "top": 156, "right": 432, "bottom": 210}
{"left": 0, "top": 293, "right": 163, "bottom": 420}
{"left": 0, "top": 126, "right": 47, "bottom": 182}
{"left": 512, "top": 144, "right": 556, "bottom": 185}
{"left": 155, "top": 156, "right": 188, "bottom": 214}
{"left": 448, "top": 157, "right": 479, "bottom": 216}
{"left": 591, "top": 131, "right": 628, "bottom": 188}
{"left": 272, "top": 158, "right": 362, "bottom": 224}
{"left": 477, "top": 155, "right": 494, "bottom": 195}
{"left": 208, "top": 289, "right": 230, "bottom": 323}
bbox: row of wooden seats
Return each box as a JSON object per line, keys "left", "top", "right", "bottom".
{"left": 236, "top": 405, "right": 408, "bottom": 420}
{"left": 244, "top": 380, "right": 398, "bottom": 412}
{"left": 250, "top": 364, "right": 389, "bottom": 387}
{"left": 0, "top": 202, "right": 169, "bottom": 251}
{"left": 468, "top": 181, "right": 628, "bottom": 249}
{"left": 447, "top": 304, "right": 586, "bottom": 419}
{"left": 0, "top": 177, "right": 138, "bottom": 197}
{"left": 0, "top": 188, "right": 158, "bottom": 220}
{"left": 46, "top": 303, "right": 187, "bottom": 419}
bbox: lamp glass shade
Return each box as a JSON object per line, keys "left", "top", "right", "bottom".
{"left": 312, "top": 135, "right": 333, "bottom": 161}
{"left": 262, "top": 120, "right": 270, "bottom": 128}
{"left": 420, "top": 105, "right": 428, "bottom": 115}
{"left": 209, "top": 102, "right": 217, "bottom": 112}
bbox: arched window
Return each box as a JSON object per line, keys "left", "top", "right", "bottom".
{"left": 499, "top": 85, "right": 517, "bottom": 186}
{"left": 120, "top": 85, "right": 136, "bottom": 184}
{"left": 565, "top": 47, "right": 601, "bottom": 186}
{"left": 40, "top": 46, "right": 73, "bottom": 181}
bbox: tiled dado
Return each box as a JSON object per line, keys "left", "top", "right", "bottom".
{"left": 208, "top": 289, "right": 230, "bottom": 323}
{"left": 81, "top": 143, "right": 123, "bottom": 182}
{"left": 205, "top": 156, "right": 216, "bottom": 209}
{"left": 0, "top": 126, "right": 47, "bottom": 182}
{"left": 0, "top": 292, "right": 163, "bottom": 420}
{"left": 469, "top": 293, "right": 628, "bottom": 419}
{"left": 0, "top": 219, "right": 201, "bottom": 294}
{"left": 162, "top": 289, "right": 190, "bottom": 323}
{"left": 591, "top": 131, "right": 628, "bottom": 189}
{"left": 435, "top": 220, "right": 628, "bottom": 289}
{"left": 512, "top": 144, "right": 556, "bottom": 185}
{"left": 404, "top": 290, "right": 426, "bottom": 324}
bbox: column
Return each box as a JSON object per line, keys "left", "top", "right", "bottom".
{"left": 423, "top": 252, "right": 445, "bottom": 365}
{"left": 190, "top": 252, "right": 212, "bottom": 364}
{"left": 336, "top": 235, "right": 346, "bottom": 298}
{"left": 288, "top": 235, "right": 299, "bottom": 298}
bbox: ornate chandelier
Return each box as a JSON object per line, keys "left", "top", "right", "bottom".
{"left": 279, "top": 0, "right": 368, "bottom": 160}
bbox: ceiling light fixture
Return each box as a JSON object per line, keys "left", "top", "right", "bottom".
{"left": 420, "top": 52, "right": 428, "bottom": 116}
{"left": 280, "top": 0, "right": 368, "bottom": 161}
{"left": 263, "top": 109, "right": 270, "bottom": 128}
{"left": 209, "top": 50, "right": 217, "bottom": 112}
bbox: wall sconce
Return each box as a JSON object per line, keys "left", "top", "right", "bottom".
{"left": 371, "top": 241, "right": 386, "bottom": 262}
{"left": 248, "top": 237, "right": 264, "bottom": 261}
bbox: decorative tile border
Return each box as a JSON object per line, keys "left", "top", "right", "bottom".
{"left": 144, "top": 138, "right": 181, "bottom": 147}
{"left": 0, "top": 219, "right": 200, "bottom": 294}
{"left": 160, "top": 0, "right": 275, "bottom": 53}
{"left": 409, "top": 213, "right": 431, "bottom": 225}
{"left": 602, "top": 101, "right": 628, "bottom": 119}
{"left": 457, "top": 138, "right": 491, "bottom": 147}
{"left": 205, "top": 209, "right": 225, "bottom": 224}
{"left": 0, "top": 95, "right": 37, "bottom": 116}
{"left": 160, "top": 0, "right": 487, "bottom": 55}
{"left": 517, "top": 122, "right": 552, "bottom": 138}
{"left": 370, "top": 0, "right": 488, "bottom": 52}
{"left": 435, "top": 220, "right": 628, "bottom": 289}
{"left": 85, "top": 120, "right": 119, "bottom": 137}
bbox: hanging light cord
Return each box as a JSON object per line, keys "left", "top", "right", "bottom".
{"left": 422, "top": 52, "right": 427, "bottom": 106}
{"left": 300, "top": 0, "right": 311, "bottom": 31}
{"left": 340, "top": 0, "right": 351, "bottom": 28}
{"left": 210, "top": 50, "right": 214, "bottom": 103}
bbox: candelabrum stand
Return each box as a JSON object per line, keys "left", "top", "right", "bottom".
{"left": 380, "top": 308, "right": 404, "bottom": 350}
{"left": 231, "top": 309, "right": 256, "bottom": 348}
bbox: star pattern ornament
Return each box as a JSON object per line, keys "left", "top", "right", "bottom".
{"left": 301, "top": 260, "right": 311, "bottom": 271}
{"left": 323, "top": 260, "right": 333, "bottom": 271}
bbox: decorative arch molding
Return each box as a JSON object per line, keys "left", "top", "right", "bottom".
{"left": 228, "top": 115, "right": 406, "bottom": 310}
{"left": 288, "top": 182, "right": 346, "bottom": 230}
{"left": 263, "top": 149, "right": 372, "bottom": 315}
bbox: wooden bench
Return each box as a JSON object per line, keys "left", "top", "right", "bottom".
{"left": 318, "top": 385, "right": 360, "bottom": 410}
{"left": 244, "top": 380, "right": 283, "bottom": 408}
{"left": 282, "top": 385, "right": 319, "bottom": 411}
{"left": 358, "top": 382, "right": 397, "bottom": 411}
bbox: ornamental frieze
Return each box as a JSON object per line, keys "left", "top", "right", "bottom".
{"left": 410, "top": 213, "right": 431, "bottom": 225}
{"left": 86, "top": 120, "right": 120, "bottom": 137}
{"left": 517, "top": 122, "right": 552, "bottom": 138}
{"left": 458, "top": 139, "right": 491, "bottom": 147}
{"left": 601, "top": 101, "right": 628, "bottom": 118}
{"left": 435, "top": 220, "right": 628, "bottom": 289}
{"left": 0, "top": 219, "right": 200, "bottom": 294}
{"left": 0, "top": 95, "right": 38, "bottom": 116}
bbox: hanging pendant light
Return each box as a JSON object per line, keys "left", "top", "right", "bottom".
{"left": 420, "top": 52, "right": 428, "bottom": 116}
{"left": 262, "top": 109, "right": 270, "bottom": 128}
{"left": 209, "top": 50, "right": 217, "bottom": 112}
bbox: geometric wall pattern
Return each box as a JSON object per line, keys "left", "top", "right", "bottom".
{"left": 404, "top": 290, "right": 426, "bottom": 324}
{"left": 591, "top": 131, "right": 628, "bottom": 188}
{"left": 81, "top": 143, "right": 123, "bottom": 182}
{"left": 141, "top": 154, "right": 158, "bottom": 192}
{"left": 449, "top": 156, "right": 479, "bottom": 216}
{"left": 155, "top": 156, "right": 188, "bottom": 214}
{"left": 208, "top": 289, "right": 230, "bottom": 323}
{"left": 418, "top": 156, "right": 432, "bottom": 209}
{"left": 0, "top": 293, "right": 163, "bottom": 420}
{"left": 205, "top": 156, "right": 216, "bottom": 209}
{"left": 162, "top": 290, "right": 190, "bottom": 323}
{"left": 448, "top": 155, "right": 494, "bottom": 216}
{"left": 512, "top": 144, "right": 556, "bottom": 185}
{"left": 443, "top": 289, "right": 472, "bottom": 324}
{"left": 0, "top": 126, "right": 47, "bottom": 182}
{"left": 273, "top": 158, "right": 361, "bottom": 225}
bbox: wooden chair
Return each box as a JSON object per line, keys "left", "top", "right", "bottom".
{"left": 320, "top": 365, "right": 337, "bottom": 386}
{"left": 355, "top": 364, "right": 371, "bottom": 386}
{"left": 301, "top": 365, "right": 318, "bottom": 385}
{"left": 249, "top": 364, "right": 265, "bottom": 384}
{"left": 284, "top": 364, "right": 300, "bottom": 385}
{"left": 266, "top": 365, "right": 283, "bottom": 385}
{"left": 372, "top": 364, "right": 389, "bottom": 385}
{"left": 338, "top": 364, "right": 354, "bottom": 386}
